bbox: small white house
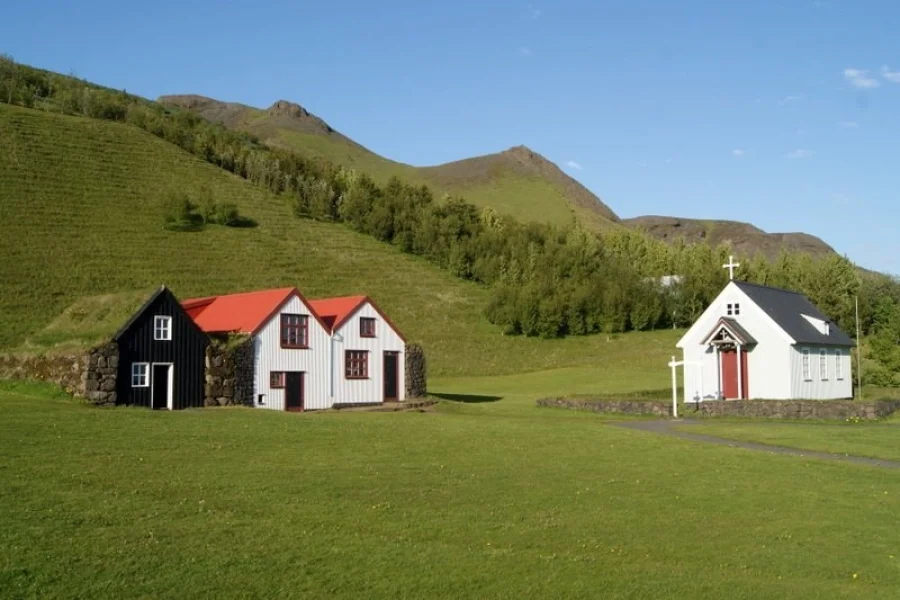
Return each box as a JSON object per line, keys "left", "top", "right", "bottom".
{"left": 309, "top": 296, "right": 407, "bottom": 406}
{"left": 677, "top": 281, "right": 854, "bottom": 401}
{"left": 182, "top": 288, "right": 406, "bottom": 411}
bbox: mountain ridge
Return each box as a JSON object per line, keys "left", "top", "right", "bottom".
{"left": 158, "top": 92, "right": 836, "bottom": 259}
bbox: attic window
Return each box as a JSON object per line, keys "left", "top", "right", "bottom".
{"left": 281, "top": 314, "right": 309, "bottom": 349}
{"left": 726, "top": 303, "right": 741, "bottom": 316}
{"left": 360, "top": 317, "right": 376, "bottom": 338}
{"left": 154, "top": 316, "right": 172, "bottom": 341}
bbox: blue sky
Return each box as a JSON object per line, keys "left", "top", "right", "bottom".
{"left": 3, "top": 0, "right": 899, "bottom": 273}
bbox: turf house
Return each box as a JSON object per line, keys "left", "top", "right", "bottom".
{"left": 113, "top": 286, "right": 209, "bottom": 409}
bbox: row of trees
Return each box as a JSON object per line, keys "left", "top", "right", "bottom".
{"left": 2, "top": 56, "right": 899, "bottom": 382}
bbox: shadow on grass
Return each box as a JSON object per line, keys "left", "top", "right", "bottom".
{"left": 164, "top": 215, "right": 259, "bottom": 231}
{"left": 225, "top": 216, "right": 259, "bottom": 228}
{"left": 432, "top": 392, "right": 503, "bottom": 403}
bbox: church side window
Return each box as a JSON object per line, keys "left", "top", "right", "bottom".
{"left": 801, "top": 349, "right": 811, "bottom": 381}
{"left": 834, "top": 350, "right": 843, "bottom": 380}
{"left": 819, "top": 349, "right": 828, "bottom": 381}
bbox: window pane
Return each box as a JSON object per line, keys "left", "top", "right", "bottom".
{"left": 132, "top": 363, "right": 147, "bottom": 387}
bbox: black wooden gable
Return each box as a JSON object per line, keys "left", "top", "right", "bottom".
{"left": 115, "top": 286, "right": 209, "bottom": 409}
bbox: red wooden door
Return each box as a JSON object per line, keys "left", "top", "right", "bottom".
{"left": 722, "top": 350, "right": 738, "bottom": 399}
{"left": 721, "top": 349, "right": 749, "bottom": 399}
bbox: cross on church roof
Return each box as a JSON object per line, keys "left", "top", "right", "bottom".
{"left": 723, "top": 255, "right": 741, "bottom": 280}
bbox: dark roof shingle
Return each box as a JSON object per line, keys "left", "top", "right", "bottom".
{"left": 733, "top": 281, "right": 855, "bottom": 346}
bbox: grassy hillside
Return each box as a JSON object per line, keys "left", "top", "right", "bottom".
{"left": 0, "top": 103, "right": 678, "bottom": 376}
{"left": 158, "top": 95, "right": 619, "bottom": 230}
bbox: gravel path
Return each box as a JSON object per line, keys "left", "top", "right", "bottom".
{"left": 611, "top": 419, "right": 900, "bottom": 470}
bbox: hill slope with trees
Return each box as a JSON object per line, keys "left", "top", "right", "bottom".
{"left": 159, "top": 92, "right": 838, "bottom": 259}
{"left": 2, "top": 57, "right": 899, "bottom": 384}
{"left": 157, "top": 94, "right": 620, "bottom": 229}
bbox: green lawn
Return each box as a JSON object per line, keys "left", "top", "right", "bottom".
{"left": 675, "top": 421, "right": 900, "bottom": 462}
{"left": 2, "top": 380, "right": 899, "bottom": 599}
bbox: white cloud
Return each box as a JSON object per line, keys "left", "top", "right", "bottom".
{"left": 779, "top": 95, "right": 802, "bottom": 105}
{"left": 519, "top": 46, "right": 533, "bottom": 57}
{"left": 881, "top": 65, "right": 900, "bottom": 83}
{"left": 731, "top": 148, "right": 746, "bottom": 158}
{"left": 843, "top": 68, "right": 880, "bottom": 89}
{"left": 838, "top": 120, "right": 858, "bottom": 128}
{"left": 785, "top": 148, "right": 813, "bottom": 160}
{"left": 566, "top": 160, "right": 582, "bottom": 171}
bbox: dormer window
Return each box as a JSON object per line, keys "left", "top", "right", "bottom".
{"left": 726, "top": 303, "right": 740, "bottom": 316}
{"left": 154, "top": 316, "right": 172, "bottom": 341}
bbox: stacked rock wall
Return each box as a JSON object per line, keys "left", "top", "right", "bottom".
{"left": 0, "top": 343, "right": 118, "bottom": 406}
{"left": 204, "top": 336, "right": 254, "bottom": 407}
{"left": 405, "top": 343, "right": 427, "bottom": 398}
{"left": 81, "top": 343, "right": 118, "bottom": 406}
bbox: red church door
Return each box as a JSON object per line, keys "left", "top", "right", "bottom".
{"left": 721, "top": 349, "right": 749, "bottom": 399}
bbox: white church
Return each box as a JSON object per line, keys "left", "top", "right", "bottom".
{"left": 676, "top": 257, "right": 855, "bottom": 402}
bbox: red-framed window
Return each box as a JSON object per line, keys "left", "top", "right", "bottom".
{"left": 360, "top": 317, "right": 376, "bottom": 338}
{"left": 270, "top": 372, "right": 285, "bottom": 388}
{"left": 345, "top": 350, "right": 369, "bottom": 379}
{"left": 281, "top": 314, "right": 308, "bottom": 348}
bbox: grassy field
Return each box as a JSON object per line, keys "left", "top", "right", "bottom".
{"left": 676, "top": 421, "right": 900, "bottom": 462}
{"left": 0, "top": 103, "right": 672, "bottom": 377}
{"left": 3, "top": 379, "right": 900, "bottom": 599}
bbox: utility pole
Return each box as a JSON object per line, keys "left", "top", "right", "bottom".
{"left": 856, "top": 296, "right": 863, "bottom": 400}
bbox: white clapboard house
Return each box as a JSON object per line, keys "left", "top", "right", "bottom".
{"left": 182, "top": 288, "right": 406, "bottom": 411}
{"left": 677, "top": 276, "right": 855, "bottom": 402}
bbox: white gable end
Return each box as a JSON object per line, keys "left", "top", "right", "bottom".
{"left": 677, "top": 282, "right": 794, "bottom": 349}
{"left": 253, "top": 293, "right": 332, "bottom": 411}
{"left": 332, "top": 301, "right": 405, "bottom": 405}
{"left": 679, "top": 282, "right": 796, "bottom": 401}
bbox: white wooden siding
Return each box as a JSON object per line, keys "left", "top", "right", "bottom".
{"left": 253, "top": 295, "right": 333, "bottom": 411}
{"left": 790, "top": 346, "right": 852, "bottom": 399}
{"left": 680, "top": 283, "right": 793, "bottom": 400}
{"left": 332, "top": 302, "right": 406, "bottom": 405}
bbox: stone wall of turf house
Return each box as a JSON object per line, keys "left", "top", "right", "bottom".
{"left": 405, "top": 343, "right": 427, "bottom": 399}
{"left": 204, "top": 336, "right": 255, "bottom": 407}
{"left": 81, "top": 343, "right": 119, "bottom": 406}
{"left": 0, "top": 342, "right": 118, "bottom": 405}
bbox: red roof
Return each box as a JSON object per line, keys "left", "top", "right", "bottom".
{"left": 181, "top": 287, "right": 298, "bottom": 334}
{"left": 309, "top": 295, "right": 407, "bottom": 341}
{"left": 308, "top": 296, "right": 367, "bottom": 331}
{"left": 181, "top": 288, "right": 406, "bottom": 341}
